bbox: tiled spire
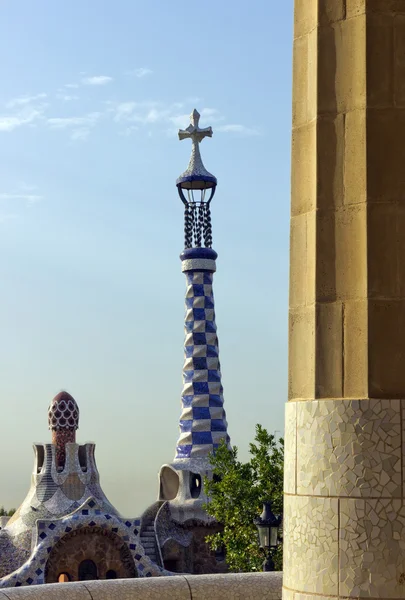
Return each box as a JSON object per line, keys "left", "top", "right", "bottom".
{"left": 174, "top": 111, "right": 230, "bottom": 464}
{"left": 175, "top": 248, "right": 230, "bottom": 462}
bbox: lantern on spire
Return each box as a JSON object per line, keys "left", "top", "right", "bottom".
{"left": 176, "top": 109, "right": 217, "bottom": 249}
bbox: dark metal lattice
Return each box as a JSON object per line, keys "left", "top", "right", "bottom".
{"left": 182, "top": 189, "right": 213, "bottom": 249}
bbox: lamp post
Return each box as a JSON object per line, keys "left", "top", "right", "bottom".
{"left": 254, "top": 501, "right": 282, "bottom": 572}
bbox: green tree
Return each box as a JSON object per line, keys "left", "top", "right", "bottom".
{"left": 204, "top": 425, "right": 284, "bottom": 572}
{"left": 0, "top": 507, "right": 16, "bottom": 517}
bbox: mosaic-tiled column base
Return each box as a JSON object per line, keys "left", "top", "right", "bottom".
{"left": 283, "top": 399, "right": 405, "bottom": 599}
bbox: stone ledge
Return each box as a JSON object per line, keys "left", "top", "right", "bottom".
{"left": 0, "top": 572, "right": 283, "bottom": 599}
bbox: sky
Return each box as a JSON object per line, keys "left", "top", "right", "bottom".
{"left": 0, "top": 0, "right": 294, "bottom": 516}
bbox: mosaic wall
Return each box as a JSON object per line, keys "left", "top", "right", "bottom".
{"left": 51, "top": 430, "right": 76, "bottom": 471}
{"left": 0, "top": 442, "right": 169, "bottom": 587}
{"left": 4, "top": 443, "right": 117, "bottom": 540}
{"left": 340, "top": 498, "right": 405, "bottom": 598}
{"left": 175, "top": 262, "right": 230, "bottom": 462}
{"left": 296, "top": 399, "right": 402, "bottom": 498}
{"left": 283, "top": 496, "right": 339, "bottom": 596}
{"left": 0, "top": 497, "right": 170, "bottom": 588}
{"left": 284, "top": 403, "right": 296, "bottom": 495}
{"left": 283, "top": 398, "right": 405, "bottom": 600}
{"left": 159, "top": 250, "right": 231, "bottom": 527}
{"left": 0, "top": 571, "right": 283, "bottom": 600}
{"left": 156, "top": 249, "right": 231, "bottom": 536}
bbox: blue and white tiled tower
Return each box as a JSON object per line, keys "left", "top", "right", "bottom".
{"left": 158, "top": 109, "right": 230, "bottom": 523}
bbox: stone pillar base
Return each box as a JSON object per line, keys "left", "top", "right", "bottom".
{"left": 283, "top": 398, "right": 405, "bottom": 599}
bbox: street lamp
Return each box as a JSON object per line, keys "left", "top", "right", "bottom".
{"left": 254, "top": 501, "right": 282, "bottom": 572}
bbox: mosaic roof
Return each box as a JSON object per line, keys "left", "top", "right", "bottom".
{"left": 48, "top": 391, "right": 79, "bottom": 431}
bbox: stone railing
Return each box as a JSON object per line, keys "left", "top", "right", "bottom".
{"left": 0, "top": 572, "right": 283, "bottom": 599}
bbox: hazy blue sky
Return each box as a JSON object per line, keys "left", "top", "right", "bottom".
{"left": 0, "top": 1, "right": 293, "bottom": 515}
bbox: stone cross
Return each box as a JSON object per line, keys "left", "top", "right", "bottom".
{"left": 178, "top": 109, "right": 213, "bottom": 144}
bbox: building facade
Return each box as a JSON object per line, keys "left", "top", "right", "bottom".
{"left": 0, "top": 109, "right": 229, "bottom": 586}
{"left": 0, "top": 392, "right": 169, "bottom": 587}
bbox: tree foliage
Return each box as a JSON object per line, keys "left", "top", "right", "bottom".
{"left": 204, "top": 425, "right": 284, "bottom": 572}
{"left": 0, "top": 507, "right": 16, "bottom": 517}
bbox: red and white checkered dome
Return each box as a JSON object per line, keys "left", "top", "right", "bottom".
{"left": 48, "top": 391, "right": 79, "bottom": 431}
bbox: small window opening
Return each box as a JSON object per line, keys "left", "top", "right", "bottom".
{"left": 78, "top": 446, "right": 88, "bottom": 472}
{"left": 190, "top": 473, "right": 202, "bottom": 498}
{"left": 78, "top": 559, "right": 98, "bottom": 581}
{"left": 36, "top": 445, "right": 45, "bottom": 473}
{"left": 215, "top": 545, "right": 226, "bottom": 561}
{"left": 164, "top": 559, "right": 180, "bottom": 572}
{"left": 58, "top": 573, "right": 71, "bottom": 583}
{"left": 106, "top": 570, "right": 117, "bottom": 579}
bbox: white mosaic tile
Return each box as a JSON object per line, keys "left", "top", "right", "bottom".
{"left": 1, "top": 582, "right": 92, "bottom": 599}
{"left": 284, "top": 403, "right": 297, "bottom": 495}
{"left": 283, "top": 495, "right": 338, "bottom": 595}
{"left": 185, "top": 572, "right": 282, "bottom": 600}
{"left": 296, "top": 399, "right": 402, "bottom": 497}
{"left": 340, "top": 498, "right": 405, "bottom": 598}
{"left": 1, "top": 573, "right": 283, "bottom": 600}
{"left": 294, "top": 594, "right": 335, "bottom": 600}
{"left": 282, "top": 587, "right": 294, "bottom": 600}
{"left": 0, "top": 497, "right": 169, "bottom": 589}
{"left": 85, "top": 577, "right": 190, "bottom": 600}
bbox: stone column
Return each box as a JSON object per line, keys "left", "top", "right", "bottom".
{"left": 284, "top": 1, "right": 405, "bottom": 598}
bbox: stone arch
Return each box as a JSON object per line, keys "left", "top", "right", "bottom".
{"left": 78, "top": 559, "right": 98, "bottom": 581}
{"left": 45, "top": 526, "right": 137, "bottom": 583}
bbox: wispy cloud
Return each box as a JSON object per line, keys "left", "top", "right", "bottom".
{"left": 0, "top": 109, "right": 43, "bottom": 132}
{"left": 110, "top": 102, "right": 256, "bottom": 139}
{"left": 109, "top": 101, "right": 176, "bottom": 126}
{"left": 138, "top": 108, "right": 170, "bottom": 124}
{"left": 1, "top": 91, "right": 47, "bottom": 132}
{"left": 121, "top": 125, "right": 139, "bottom": 137}
{"left": 47, "top": 112, "right": 102, "bottom": 129}
{"left": 0, "top": 83, "right": 260, "bottom": 143}
{"left": 81, "top": 75, "right": 113, "bottom": 86}
{"left": 217, "top": 124, "right": 260, "bottom": 136}
{"left": 0, "top": 193, "right": 42, "bottom": 204}
{"left": 169, "top": 113, "right": 189, "bottom": 128}
{"left": 113, "top": 102, "right": 137, "bottom": 122}
{"left": 19, "top": 182, "right": 38, "bottom": 193}
{"left": 0, "top": 183, "right": 43, "bottom": 218}
{"left": 200, "top": 108, "right": 224, "bottom": 122}
{"left": 0, "top": 184, "right": 40, "bottom": 224}
{"left": 70, "top": 128, "right": 90, "bottom": 142}
{"left": 56, "top": 93, "right": 79, "bottom": 102}
{"left": 126, "top": 67, "right": 153, "bottom": 78}
{"left": 169, "top": 107, "right": 223, "bottom": 130}
{"left": 6, "top": 93, "right": 47, "bottom": 109}
{"left": 185, "top": 96, "right": 202, "bottom": 104}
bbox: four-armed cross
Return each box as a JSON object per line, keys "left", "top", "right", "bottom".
{"left": 178, "top": 109, "right": 213, "bottom": 145}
